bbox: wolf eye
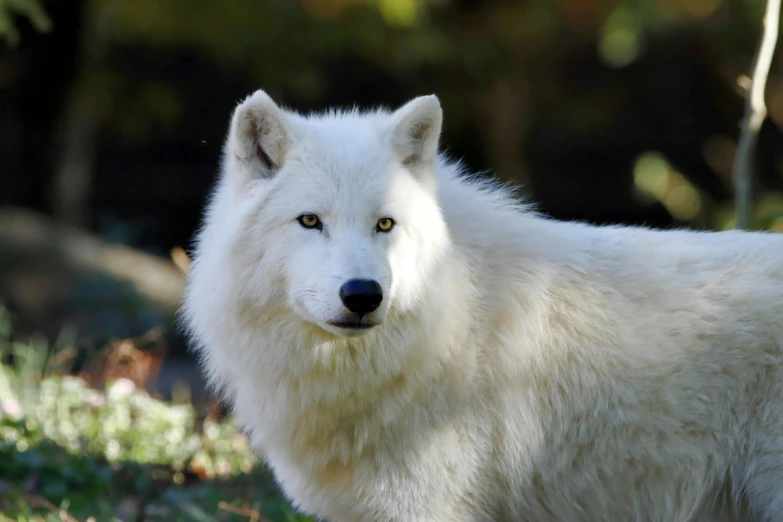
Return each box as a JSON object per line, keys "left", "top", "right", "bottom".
{"left": 376, "top": 218, "right": 395, "bottom": 233}
{"left": 298, "top": 214, "right": 322, "bottom": 230}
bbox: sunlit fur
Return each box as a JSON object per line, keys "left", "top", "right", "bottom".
{"left": 183, "top": 89, "right": 783, "bottom": 522}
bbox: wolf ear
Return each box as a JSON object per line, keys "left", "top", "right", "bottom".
{"left": 388, "top": 95, "right": 443, "bottom": 175}
{"left": 227, "top": 89, "right": 291, "bottom": 178}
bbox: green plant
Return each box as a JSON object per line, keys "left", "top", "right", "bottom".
{"left": 0, "top": 306, "right": 313, "bottom": 521}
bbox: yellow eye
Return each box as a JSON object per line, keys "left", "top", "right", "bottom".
{"left": 376, "top": 217, "right": 395, "bottom": 232}
{"left": 298, "top": 214, "right": 321, "bottom": 230}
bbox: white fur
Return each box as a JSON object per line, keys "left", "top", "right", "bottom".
{"left": 182, "top": 89, "right": 783, "bottom": 522}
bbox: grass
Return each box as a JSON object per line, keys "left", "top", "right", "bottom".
{"left": 0, "top": 307, "right": 313, "bottom": 522}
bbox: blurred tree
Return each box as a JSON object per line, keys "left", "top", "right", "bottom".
{"left": 733, "top": 0, "right": 781, "bottom": 229}
{"left": 50, "top": 0, "right": 110, "bottom": 226}
{"left": 1, "top": 0, "right": 87, "bottom": 216}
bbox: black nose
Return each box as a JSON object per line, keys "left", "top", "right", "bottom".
{"left": 339, "top": 279, "right": 383, "bottom": 315}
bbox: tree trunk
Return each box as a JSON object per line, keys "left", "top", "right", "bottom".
{"left": 51, "top": 0, "right": 109, "bottom": 227}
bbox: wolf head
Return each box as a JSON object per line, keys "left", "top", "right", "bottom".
{"left": 206, "top": 90, "right": 451, "bottom": 339}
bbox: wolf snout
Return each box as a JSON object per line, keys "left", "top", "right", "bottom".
{"left": 339, "top": 279, "right": 383, "bottom": 314}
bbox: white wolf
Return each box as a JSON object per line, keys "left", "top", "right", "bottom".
{"left": 182, "top": 89, "right": 783, "bottom": 522}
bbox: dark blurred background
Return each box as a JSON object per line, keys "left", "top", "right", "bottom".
{"left": 2, "top": 0, "right": 783, "bottom": 397}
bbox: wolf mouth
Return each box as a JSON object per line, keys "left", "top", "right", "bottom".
{"left": 327, "top": 320, "right": 378, "bottom": 330}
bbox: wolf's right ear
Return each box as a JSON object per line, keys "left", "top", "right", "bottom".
{"left": 227, "top": 90, "right": 291, "bottom": 178}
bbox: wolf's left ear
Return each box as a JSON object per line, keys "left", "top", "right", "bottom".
{"left": 388, "top": 95, "right": 443, "bottom": 176}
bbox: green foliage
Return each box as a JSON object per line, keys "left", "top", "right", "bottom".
{"left": 0, "top": 0, "right": 50, "bottom": 45}
{"left": 0, "top": 310, "right": 313, "bottom": 521}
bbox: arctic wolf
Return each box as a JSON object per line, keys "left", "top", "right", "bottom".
{"left": 183, "top": 89, "right": 783, "bottom": 522}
